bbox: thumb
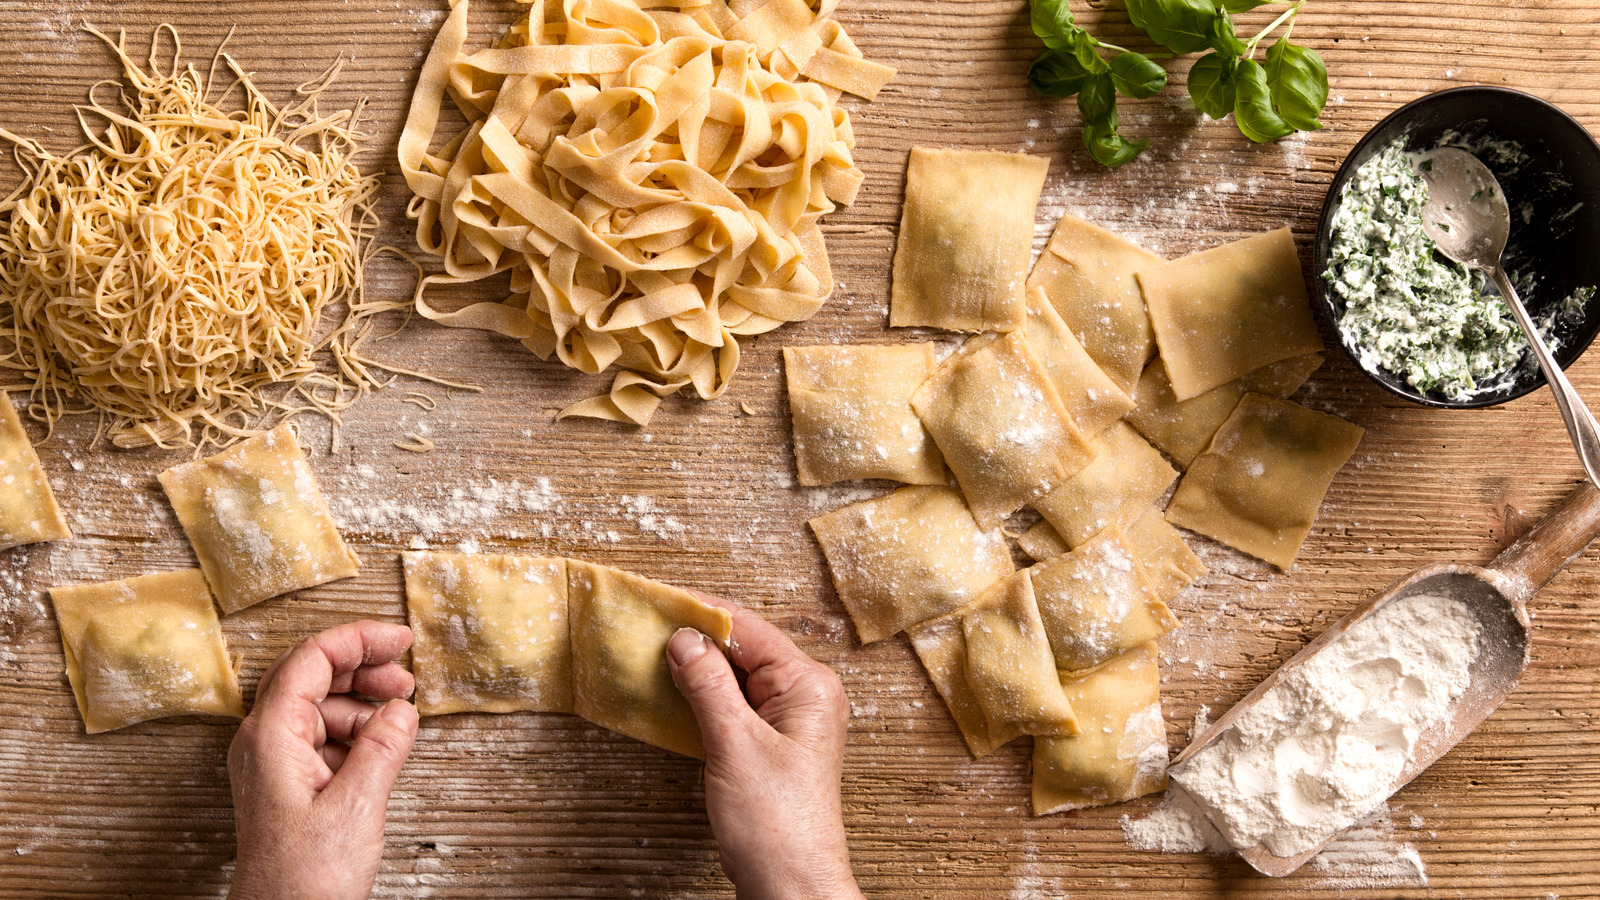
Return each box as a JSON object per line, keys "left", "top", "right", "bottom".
{"left": 667, "top": 628, "right": 761, "bottom": 759}
{"left": 324, "top": 698, "right": 418, "bottom": 814}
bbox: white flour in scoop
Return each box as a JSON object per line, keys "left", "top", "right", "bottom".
{"left": 1168, "top": 591, "right": 1482, "bottom": 858}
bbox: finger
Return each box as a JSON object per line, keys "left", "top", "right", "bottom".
{"left": 321, "top": 740, "right": 350, "bottom": 774}
{"left": 688, "top": 591, "right": 817, "bottom": 684}
{"left": 256, "top": 621, "right": 413, "bottom": 710}
{"left": 328, "top": 661, "right": 416, "bottom": 701}
{"left": 666, "top": 627, "right": 766, "bottom": 759}
{"left": 318, "top": 694, "right": 381, "bottom": 744}
{"left": 321, "top": 699, "right": 419, "bottom": 813}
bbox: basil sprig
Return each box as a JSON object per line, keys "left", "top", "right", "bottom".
{"left": 1027, "top": 0, "right": 1328, "bottom": 167}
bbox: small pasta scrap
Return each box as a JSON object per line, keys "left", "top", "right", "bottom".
{"left": 399, "top": 0, "right": 894, "bottom": 426}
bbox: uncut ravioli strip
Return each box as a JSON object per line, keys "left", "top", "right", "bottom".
{"left": 1033, "top": 422, "right": 1177, "bottom": 550}
{"left": 1032, "top": 642, "right": 1166, "bottom": 815}
{"left": 1127, "top": 352, "right": 1324, "bottom": 468}
{"left": 810, "top": 485, "right": 1014, "bottom": 644}
{"left": 961, "top": 572, "right": 1079, "bottom": 738}
{"left": 1029, "top": 528, "right": 1177, "bottom": 673}
{"left": 159, "top": 424, "right": 359, "bottom": 613}
{"left": 1166, "top": 393, "right": 1364, "bottom": 569}
{"left": 890, "top": 148, "right": 1049, "bottom": 333}
{"left": 567, "top": 560, "right": 732, "bottom": 760}
{"left": 0, "top": 396, "right": 71, "bottom": 550}
{"left": 1137, "top": 228, "right": 1325, "bottom": 401}
{"left": 908, "top": 613, "right": 1021, "bottom": 758}
{"left": 51, "top": 569, "right": 243, "bottom": 734}
{"left": 1027, "top": 213, "right": 1164, "bottom": 393}
{"left": 912, "top": 331, "right": 1096, "bottom": 529}
{"left": 403, "top": 552, "right": 572, "bottom": 716}
{"left": 783, "top": 344, "right": 945, "bottom": 486}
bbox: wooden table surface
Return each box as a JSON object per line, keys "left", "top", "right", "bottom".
{"left": 2, "top": 1, "right": 1599, "bottom": 897}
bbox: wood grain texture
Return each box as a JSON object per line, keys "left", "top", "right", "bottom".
{"left": 2, "top": 0, "right": 1599, "bottom": 897}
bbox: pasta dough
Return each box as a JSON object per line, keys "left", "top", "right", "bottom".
{"left": 0, "top": 396, "right": 71, "bottom": 550}
{"left": 889, "top": 148, "right": 1049, "bottom": 333}
{"left": 51, "top": 569, "right": 243, "bottom": 734}
{"left": 1032, "top": 642, "right": 1166, "bottom": 815}
{"left": 1026, "top": 214, "right": 1164, "bottom": 392}
{"left": 403, "top": 552, "right": 572, "bottom": 716}
{"left": 907, "top": 612, "right": 1021, "bottom": 758}
{"left": 911, "top": 332, "right": 1096, "bottom": 529}
{"left": 1032, "top": 422, "right": 1177, "bottom": 549}
{"left": 1029, "top": 529, "right": 1177, "bottom": 673}
{"left": 1136, "top": 228, "right": 1325, "bottom": 401}
{"left": 1016, "top": 519, "right": 1069, "bottom": 563}
{"left": 567, "top": 560, "right": 732, "bottom": 759}
{"left": 809, "top": 485, "right": 1014, "bottom": 643}
{"left": 963, "top": 572, "right": 1079, "bottom": 737}
{"left": 1166, "top": 393, "right": 1364, "bottom": 569}
{"left": 1123, "top": 508, "right": 1207, "bottom": 602}
{"left": 398, "top": 0, "right": 894, "bottom": 425}
{"left": 1126, "top": 352, "right": 1324, "bottom": 468}
{"left": 159, "top": 423, "right": 360, "bottom": 613}
{"left": 783, "top": 344, "right": 945, "bottom": 485}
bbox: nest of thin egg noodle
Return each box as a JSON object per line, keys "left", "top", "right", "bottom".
{"left": 0, "top": 24, "right": 414, "bottom": 450}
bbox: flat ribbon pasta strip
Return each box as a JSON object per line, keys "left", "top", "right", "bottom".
{"left": 400, "top": 0, "right": 892, "bottom": 425}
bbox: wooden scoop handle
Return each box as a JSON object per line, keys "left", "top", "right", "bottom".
{"left": 1488, "top": 480, "right": 1600, "bottom": 601}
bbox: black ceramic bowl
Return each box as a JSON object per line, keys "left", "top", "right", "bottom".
{"left": 1312, "top": 86, "right": 1600, "bottom": 408}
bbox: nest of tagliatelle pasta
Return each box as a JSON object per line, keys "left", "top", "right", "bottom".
{"left": 0, "top": 25, "right": 418, "bottom": 451}
{"left": 399, "top": 0, "right": 895, "bottom": 425}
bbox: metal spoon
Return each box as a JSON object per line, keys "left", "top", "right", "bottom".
{"left": 1167, "top": 480, "right": 1600, "bottom": 876}
{"left": 1419, "top": 147, "right": 1600, "bottom": 489}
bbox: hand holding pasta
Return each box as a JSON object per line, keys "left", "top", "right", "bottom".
{"left": 227, "top": 621, "right": 419, "bottom": 900}
{"left": 667, "top": 594, "right": 863, "bottom": 900}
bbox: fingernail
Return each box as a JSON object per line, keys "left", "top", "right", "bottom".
{"left": 668, "top": 627, "right": 709, "bottom": 666}
{"left": 384, "top": 699, "right": 419, "bottom": 733}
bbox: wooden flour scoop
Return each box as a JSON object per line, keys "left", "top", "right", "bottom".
{"left": 1168, "top": 480, "right": 1600, "bottom": 877}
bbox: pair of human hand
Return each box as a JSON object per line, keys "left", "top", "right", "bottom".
{"left": 226, "top": 598, "right": 861, "bottom": 900}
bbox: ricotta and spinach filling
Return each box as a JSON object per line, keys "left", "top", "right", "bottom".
{"left": 1324, "top": 140, "right": 1589, "bottom": 401}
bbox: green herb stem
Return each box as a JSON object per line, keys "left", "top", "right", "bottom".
{"left": 1244, "top": 1, "right": 1302, "bottom": 58}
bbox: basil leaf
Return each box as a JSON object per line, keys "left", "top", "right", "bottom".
{"left": 1029, "top": 0, "right": 1077, "bottom": 50}
{"left": 1077, "top": 73, "right": 1117, "bottom": 120}
{"left": 1084, "top": 119, "right": 1148, "bottom": 167}
{"left": 1233, "top": 57, "right": 1294, "bottom": 142}
{"left": 1264, "top": 38, "right": 1329, "bottom": 132}
{"left": 1110, "top": 51, "right": 1167, "bottom": 99}
{"left": 1219, "top": 0, "right": 1271, "bottom": 10}
{"left": 1028, "top": 50, "right": 1093, "bottom": 98}
{"left": 1126, "top": 0, "right": 1220, "bottom": 55}
{"left": 1071, "top": 29, "right": 1111, "bottom": 74}
{"left": 1186, "top": 51, "right": 1237, "bottom": 119}
{"left": 1207, "top": 7, "right": 1246, "bottom": 57}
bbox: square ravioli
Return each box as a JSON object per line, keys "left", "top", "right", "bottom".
{"left": 1028, "top": 528, "right": 1177, "bottom": 673}
{"left": 1127, "top": 352, "right": 1324, "bottom": 468}
{"left": 810, "top": 485, "right": 1014, "bottom": 643}
{"left": 566, "top": 560, "right": 733, "bottom": 760}
{"left": 1033, "top": 422, "right": 1177, "bottom": 550}
{"left": 0, "top": 396, "right": 71, "bottom": 550}
{"left": 403, "top": 552, "right": 572, "bottom": 716}
{"left": 1136, "top": 228, "right": 1325, "bottom": 401}
{"left": 911, "top": 332, "right": 1096, "bottom": 529}
{"left": 783, "top": 344, "right": 945, "bottom": 486}
{"left": 159, "top": 423, "right": 360, "bottom": 613}
{"left": 962, "top": 571, "right": 1079, "bottom": 737}
{"left": 1032, "top": 642, "right": 1167, "bottom": 815}
{"left": 889, "top": 147, "right": 1049, "bottom": 333}
{"left": 1166, "top": 393, "right": 1364, "bottom": 569}
{"left": 1123, "top": 508, "right": 1207, "bottom": 603}
{"left": 1026, "top": 214, "right": 1164, "bottom": 392}
{"left": 51, "top": 569, "right": 244, "bottom": 734}
{"left": 907, "top": 612, "right": 1021, "bottom": 758}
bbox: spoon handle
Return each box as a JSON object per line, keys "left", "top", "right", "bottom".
{"left": 1489, "top": 479, "right": 1600, "bottom": 602}
{"left": 1489, "top": 265, "right": 1600, "bottom": 491}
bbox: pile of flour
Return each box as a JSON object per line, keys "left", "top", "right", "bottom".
{"left": 1165, "top": 591, "right": 1482, "bottom": 858}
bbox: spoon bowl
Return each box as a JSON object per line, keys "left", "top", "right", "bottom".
{"left": 1169, "top": 480, "right": 1600, "bottom": 876}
